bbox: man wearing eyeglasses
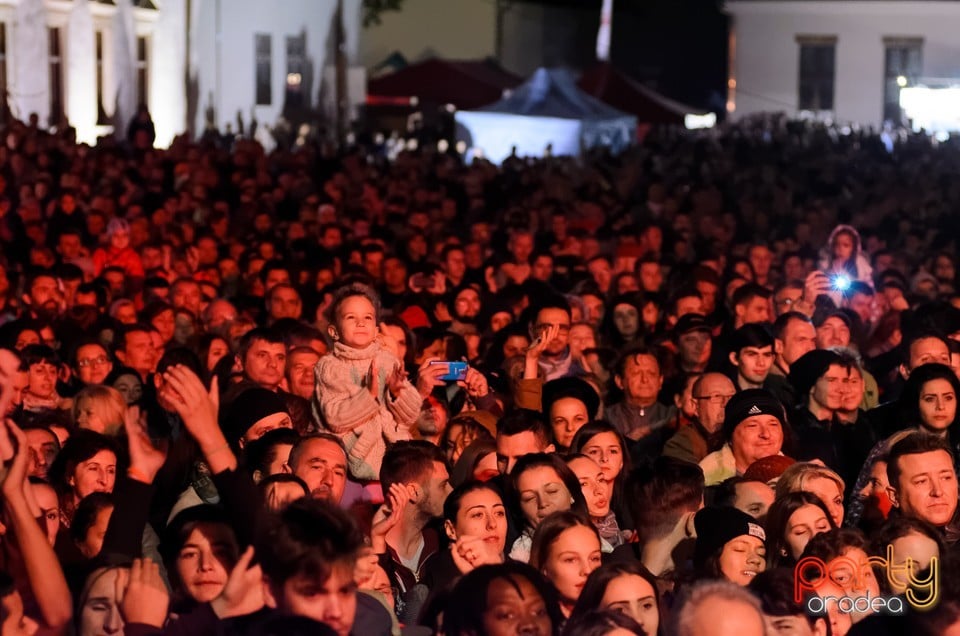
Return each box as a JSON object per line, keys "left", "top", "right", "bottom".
{"left": 772, "top": 281, "right": 803, "bottom": 318}
{"left": 662, "top": 373, "right": 735, "bottom": 465}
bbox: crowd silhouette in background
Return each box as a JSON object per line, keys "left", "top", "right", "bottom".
{"left": 0, "top": 112, "right": 958, "bottom": 634}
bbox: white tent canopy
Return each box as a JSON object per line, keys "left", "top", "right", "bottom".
{"left": 455, "top": 67, "right": 636, "bottom": 164}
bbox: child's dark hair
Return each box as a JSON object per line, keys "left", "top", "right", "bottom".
{"left": 256, "top": 498, "right": 364, "bottom": 587}
{"left": 20, "top": 343, "right": 60, "bottom": 368}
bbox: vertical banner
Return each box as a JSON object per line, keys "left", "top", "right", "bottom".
{"left": 596, "top": 0, "right": 613, "bottom": 61}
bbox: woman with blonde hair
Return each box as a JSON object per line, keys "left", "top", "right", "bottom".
{"left": 72, "top": 385, "right": 127, "bottom": 436}
{"left": 775, "top": 462, "right": 846, "bottom": 527}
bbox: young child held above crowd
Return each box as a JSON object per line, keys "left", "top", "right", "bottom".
{"left": 314, "top": 283, "right": 422, "bottom": 480}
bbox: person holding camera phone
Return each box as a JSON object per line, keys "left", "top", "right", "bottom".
{"left": 808, "top": 225, "right": 875, "bottom": 310}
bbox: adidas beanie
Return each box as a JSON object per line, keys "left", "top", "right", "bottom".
{"left": 721, "top": 388, "right": 787, "bottom": 441}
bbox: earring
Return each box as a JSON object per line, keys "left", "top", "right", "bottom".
{"left": 331, "top": 331, "right": 339, "bottom": 341}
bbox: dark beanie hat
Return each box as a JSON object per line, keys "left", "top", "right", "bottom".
{"left": 542, "top": 376, "right": 601, "bottom": 420}
{"left": 220, "top": 387, "right": 289, "bottom": 445}
{"left": 694, "top": 506, "right": 766, "bottom": 568}
{"left": 788, "top": 349, "right": 842, "bottom": 398}
{"left": 721, "top": 388, "right": 787, "bottom": 441}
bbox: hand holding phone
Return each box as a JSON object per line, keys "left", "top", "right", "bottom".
{"left": 410, "top": 273, "right": 430, "bottom": 291}
{"left": 429, "top": 361, "right": 468, "bottom": 382}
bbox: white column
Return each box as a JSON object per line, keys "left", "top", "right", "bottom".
{"left": 150, "top": 0, "right": 187, "bottom": 147}
{"left": 12, "top": 0, "right": 49, "bottom": 124}
{"left": 113, "top": 0, "right": 136, "bottom": 138}
{"left": 67, "top": 0, "right": 97, "bottom": 144}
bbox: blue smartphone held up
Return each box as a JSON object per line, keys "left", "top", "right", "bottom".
{"left": 430, "top": 361, "right": 468, "bottom": 382}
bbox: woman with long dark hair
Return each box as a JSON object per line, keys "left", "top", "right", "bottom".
{"left": 508, "top": 454, "right": 588, "bottom": 563}
{"left": 569, "top": 560, "right": 661, "bottom": 636}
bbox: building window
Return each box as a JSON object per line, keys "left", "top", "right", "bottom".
{"left": 48, "top": 27, "right": 63, "bottom": 125}
{"left": 255, "top": 34, "right": 271, "bottom": 106}
{"left": 883, "top": 38, "right": 922, "bottom": 123}
{"left": 96, "top": 30, "right": 107, "bottom": 125}
{"left": 797, "top": 36, "right": 836, "bottom": 112}
{"left": 136, "top": 36, "right": 149, "bottom": 108}
{"left": 285, "top": 34, "right": 306, "bottom": 112}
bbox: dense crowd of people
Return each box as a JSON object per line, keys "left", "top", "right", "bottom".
{"left": 1, "top": 112, "right": 960, "bottom": 635}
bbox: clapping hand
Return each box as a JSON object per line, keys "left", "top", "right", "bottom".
{"left": 160, "top": 368, "right": 234, "bottom": 472}
{"left": 124, "top": 405, "right": 167, "bottom": 484}
{"left": 159, "top": 366, "right": 220, "bottom": 445}
{"left": 119, "top": 559, "right": 169, "bottom": 628}
{"left": 386, "top": 363, "right": 407, "bottom": 398}
{"left": 369, "top": 483, "right": 409, "bottom": 553}
{"left": 211, "top": 546, "right": 267, "bottom": 618}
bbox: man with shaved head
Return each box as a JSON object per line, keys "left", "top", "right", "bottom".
{"left": 661, "top": 373, "right": 736, "bottom": 464}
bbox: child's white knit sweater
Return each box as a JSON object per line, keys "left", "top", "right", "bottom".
{"left": 313, "top": 341, "right": 421, "bottom": 480}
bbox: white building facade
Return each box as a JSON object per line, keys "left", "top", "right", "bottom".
{"left": 726, "top": 0, "right": 960, "bottom": 127}
{"left": 0, "top": 0, "right": 361, "bottom": 148}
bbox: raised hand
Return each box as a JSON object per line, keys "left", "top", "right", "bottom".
{"left": 1, "top": 420, "right": 30, "bottom": 500}
{"left": 354, "top": 546, "right": 380, "bottom": 588}
{"left": 450, "top": 535, "right": 503, "bottom": 575}
{"left": 0, "top": 352, "right": 18, "bottom": 425}
{"left": 416, "top": 359, "right": 448, "bottom": 398}
{"left": 458, "top": 367, "right": 489, "bottom": 399}
{"left": 120, "top": 559, "right": 169, "bottom": 628}
{"left": 0, "top": 417, "right": 73, "bottom": 630}
{"left": 209, "top": 375, "right": 220, "bottom": 414}
{"left": 368, "top": 360, "right": 380, "bottom": 398}
{"left": 160, "top": 367, "right": 234, "bottom": 472}
{"left": 523, "top": 322, "right": 560, "bottom": 379}
{"left": 526, "top": 323, "right": 560, "bottom": 361}
{"left": 369, "top": 483, "right": 409, "bottom": 553}
{"left": 0, "top": 348, "right": 19, "bottom": 378}
{"left": 211, "top": 546, "right": 266, "bottom": 619}
{"left": 0, "top": 416, "right": 14, "bottom": 465}
{"left": 160, "top": 365, "right": 219, "bottom": 445}
{"left": 803, "top": 271, "right": 833, "bottom": 305}
{"left": 428, "top": 271, "right": 447, "bottom": 295}
{"left": 124, "top": 405, "right": 167, "bottom": 484}
{"left": 484, "top": 265, "right": 498, "bottom": 294}
{"left": 186, "top": 246, "right": 200, "bottom": 273}
{"left": 386, "top": 363, "right": 406, "bottom": 398}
